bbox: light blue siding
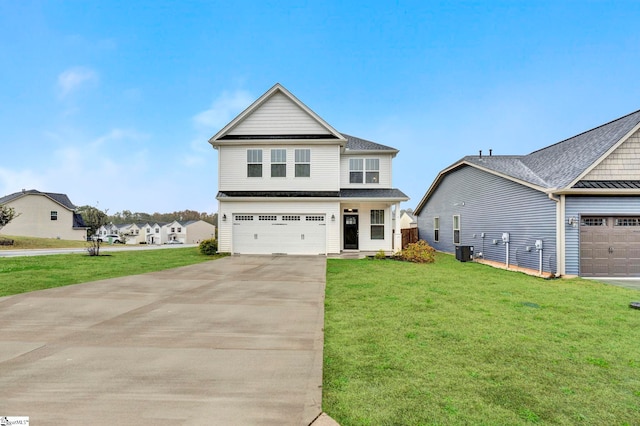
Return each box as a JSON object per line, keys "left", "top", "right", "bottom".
{"left": 565, "top": 196, "right": 640, "bottom": 275}
{"left": 417, "top": 166, "right": 557, "bottom": 273}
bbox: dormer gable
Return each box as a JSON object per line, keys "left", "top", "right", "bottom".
{"left": 208, "top": 83, "right": 346, "bottom": 146}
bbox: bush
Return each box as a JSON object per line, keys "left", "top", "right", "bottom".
{"left": 374, "top": 249, "right": 387, "bottom": 260}
{"left": 394, "top": 240, "right": 436, "bottom": 263}
{"left": 199, "top": 238, "right": 218, "bottom": 255}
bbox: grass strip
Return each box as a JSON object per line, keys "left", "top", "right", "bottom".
{"left": 324, "top": 253, "right": 640, "bottom": 425}
{"left": 0, "top": 247, "right": 224, "bottom": 296}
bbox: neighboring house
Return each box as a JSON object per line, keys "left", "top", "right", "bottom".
{"left": 181, "top": 220, "right": 216, "bottom": 243}
{"left": 0, "top": 189, "right": 88, "bottom": 240}
{"left": 399, "top": 210, "right": 417, "bottom": 229}
{"left": 414, "top": 109, "right": 640, "bottom": 278}
{"left": 208, "top": 83, "right": 408, "bottom": 255}
{"left": 146, "top": 222, "right": 165, "bottom": 245}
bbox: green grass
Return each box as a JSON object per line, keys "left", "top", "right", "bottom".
{"left": 324, "top": 253, "right": 640, "bottom": 425}
{"left": 0, "top": 235, "right": 90, "bottom": 249}
{"left": 0, "top": 247, "right": 225, "bottom": 296}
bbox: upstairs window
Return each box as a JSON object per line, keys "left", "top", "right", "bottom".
{"left": 247, "top": 149, "right": 262, "bottom": 177}
{"left": 371, "top": 210, "right": 384, "bottom": 240}
{"left": 271, "top": 149, "right": 286, "bottom": 177}
{"left": 349, "top": 159, "right": 363, "bottom": 183}
{"left": 434, "top": 217, "right": 440, "bottom": 242}
{"left": 51, "top": 211, "right": 58, "bottom": 221}
{"left": 365, "top": 159, "right": 379, "bottom": 183}
{"left": 295, "top": 149, "right": 310, "bottom": 177}
{"left": 350, "top": 158, "right": 380, "bottom": 183}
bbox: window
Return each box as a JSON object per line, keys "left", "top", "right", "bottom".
{"left": 306, "top": 215, "right": 324, "bottom": 221}
{"left": 155, "top": 228, "right": 160, "bottom": 233}
{"left": 295, "top": 149, "right": 310, "bottom": 177}
{"left": 171, "top": 227, "right": 175, "bottom": 233}
{"left": 177, "top": 227, "right": 181, "bottom": 232}
{"left": 371, "top": 210, "right": 384, "bottom": 240}
{"left": 581, "top": 217, "right": 607, "bottom": 226}
{"left": 235, "top": 215, "right": 254, "bottom": 221}
{"left": 434, "top": 217, "right": 440, "bottom": 242}
{"left": 453, "top": 215, "right": 460, "bottom": 244}
{"left": 147, "top": 227, "right": 151, "bottom": 233}
{"left": 283, "top": 215, "right": 301, "bottom": 221}
{"left": 349, "top": 159, "right": 363, "bottom": 183}
{"left": 350, "top": 158, "right": 380, "bottom": 183}
{"left": 615, "top": 217, "right": 640, "bottom": 226}
{"left": 271, "top": 149, "right": 286, "bottom": 177}
{"left": 365, "top": 159, "right": 379, "bottom": 183}
{"left": 247, "top": 149, "right": 262, "bottom": 177}
{"left": 50, "top": 211, "right": 57, "bottom": 221}
{"left": 259, "top": 215, "right": 277, "bottom": 221}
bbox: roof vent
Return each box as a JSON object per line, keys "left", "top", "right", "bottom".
{"left": 479, "top": 150, "right": 482, "bottom": 158}
{"left": 489, "top": 149, "right": 493, "bottom": 156}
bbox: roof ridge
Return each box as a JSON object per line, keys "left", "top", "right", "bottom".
{"left": 527, "top": 108, "right": 640, "bottom": 155}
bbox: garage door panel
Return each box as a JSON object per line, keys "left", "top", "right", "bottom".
{"left": 580, "top": 216, "right": 640, "bottom": 277}
{"left": 232, "top": 214, "right": 326, "bottom": 255}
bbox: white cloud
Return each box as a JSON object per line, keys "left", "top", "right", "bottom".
{"left": 193, "top": 89, "right": 253, "bottom": 130}
{"left": 57, "top": 67, "right": 98, "bottom": 97}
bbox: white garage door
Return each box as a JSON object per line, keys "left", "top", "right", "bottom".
{"left": 232, "top": 214, "right": 326, "bottom": 255}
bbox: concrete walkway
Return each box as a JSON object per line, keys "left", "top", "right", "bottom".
{"left": 0, "top": 255, "right": 330, "bottom": 425}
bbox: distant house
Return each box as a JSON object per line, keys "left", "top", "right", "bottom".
{"left": 399, "top": 210, "right": 417, "bottom": 229}
{"left": 0, "top": 189, "right": 88, "bottom": 240}
{"left": 208, "top": 83, "right": 408, "bottom": 255}
{"left": 414, "top": 109, "right": 640, "bottom": 277}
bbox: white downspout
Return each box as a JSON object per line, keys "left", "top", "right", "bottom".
{"left": 548, "top": 192, "right": 563, "bottom": 276}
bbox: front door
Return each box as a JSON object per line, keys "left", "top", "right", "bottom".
{"left": 344, "top": 215, "right": 359, "bottom": 249}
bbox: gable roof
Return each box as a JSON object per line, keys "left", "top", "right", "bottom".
{"left": 415, "top": 108, "right": 640, "bottom": 214}
{"left": 0, "top": 189, "right": 78, "bottom": 211}
{"left": 209, "top": 83, "right": 346, "bottom": 145}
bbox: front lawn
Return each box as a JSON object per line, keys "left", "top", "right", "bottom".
{"left": 324, "top": 253, "right": 640, "bottom": 425}
{"left": 0, "top": 247, "right": 224, "bottom": 297}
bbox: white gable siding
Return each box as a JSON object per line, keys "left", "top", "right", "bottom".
{"left": 218, "top": 145, "right": 340, "bottom": 191}
{"left": 584, "top": 129, "right": 640, "bottom": 180}
{"left": 228, "top": 92, "right": 330, "bottom": 135}
{"left": 340, "top": 154, "right": 392, "bottom": 188}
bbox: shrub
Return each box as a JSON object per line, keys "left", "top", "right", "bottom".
{"left": 394, "top": 240, "right": 436, "bottom": 263}
{"left": 199, "top": 238, "right": 218, "bottom": 255}
{"left": 374, "top": 249, "right": 387, "bottom": 260}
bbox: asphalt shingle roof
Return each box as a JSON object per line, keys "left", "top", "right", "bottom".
{"left": 342, "top": 134, "right": 398, "bottom": 152}
{"left": 0, "top": 189, "right": 78, "bottom": 210}
{"left": 460, "top": 109, "right": 640, "bottom": 189}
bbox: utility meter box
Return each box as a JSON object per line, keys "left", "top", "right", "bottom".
{"left": 535, "top": 240, "right": 543, "bottom": 250}
{"left": 502, "top": 233, "right": 510, "bottom": 243}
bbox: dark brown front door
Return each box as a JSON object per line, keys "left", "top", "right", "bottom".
{"left": 344, "top": 215, "right": 359, "bottom": 250}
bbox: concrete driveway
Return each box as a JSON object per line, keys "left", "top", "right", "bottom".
{"left": 0, "top": 255, "right": 327, "bottom": 425}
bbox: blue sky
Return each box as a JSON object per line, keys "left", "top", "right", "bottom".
{"left": 2, "top": 1, "right": 640, "bottom": 214}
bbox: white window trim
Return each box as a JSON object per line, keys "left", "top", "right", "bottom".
{"left": 453, "top": 215, "right": 460, "bottom": 244}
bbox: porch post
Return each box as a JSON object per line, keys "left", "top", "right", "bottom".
{"left": 393, "top": 202, "right": 401, "bottom": 253}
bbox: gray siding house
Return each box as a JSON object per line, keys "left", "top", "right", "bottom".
{"left": 414, "top": 109, "right": 640, "bottom": 277}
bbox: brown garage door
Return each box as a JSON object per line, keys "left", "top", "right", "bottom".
{"left": 580, "top": 216, "right": 640, "bottom": 277}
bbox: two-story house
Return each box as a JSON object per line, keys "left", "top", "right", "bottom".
{"left": 208, "top": 83, "right": 408, "bottom": 255}
{"left": 0, "top": 189, "right": 88, "bottom": 240}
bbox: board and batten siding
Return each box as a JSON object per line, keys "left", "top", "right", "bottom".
{"left": 564, "top": 196, "right": 640, "bottom": 275}
{"left": 218, "top": 145, "right": 340, "bottom": 191}
{"left": 217, "top": 200, "right": 340, "bottom": 254}
{"left": 340, "top": 154, "right": 392, "bottom": 188}
{"left": 228, "top": 92, "right": 330, "bottom": 136}
{"left": 417, "top": 166, "right": 558, "bottom": 273}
